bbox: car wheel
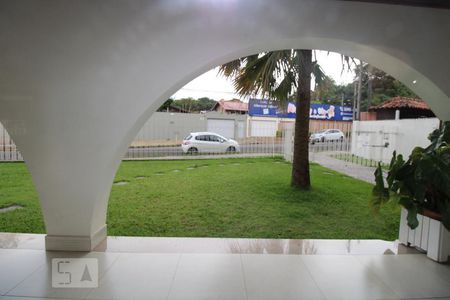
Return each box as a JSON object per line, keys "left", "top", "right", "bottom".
{"left": 187, "top": 147, "right": 198, "bottom": 155}
{"left": 226, "top": 146, "right": 236, "bottom": 153}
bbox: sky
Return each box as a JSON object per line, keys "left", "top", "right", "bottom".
{"left": 172, "top": 51, "right": 356, "bottom": 101}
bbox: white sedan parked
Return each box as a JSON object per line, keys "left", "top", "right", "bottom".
{"left": 182, "top": 132, "right": 240, "bottom": 154}
{"left": 310, "top": 129, "right": 345, "bottom": 144}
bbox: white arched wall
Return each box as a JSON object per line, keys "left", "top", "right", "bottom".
{"left": 1, "top": 0, "right": 449, "bottom": 250}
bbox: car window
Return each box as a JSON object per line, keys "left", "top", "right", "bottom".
{"left": 209, "top": 135, "right": 220, "bottom": 142}
{"left": 195, "top": 135, "right": 206, "bottom": 141}
{"left": 185, "top": 135, "right": 192, "bottom": 140}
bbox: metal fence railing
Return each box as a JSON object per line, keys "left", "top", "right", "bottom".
{"left": 283, "top": 120, "right": 353, "bottom": 162}
{"left": 1, "top": 118, "right": 356, "bottom": 162}
{"left": 330, "top": 152, "right": 389, "bottom": 169}
{"left": 0, "top": 125, "right": 23, "bottom": 161}
{"left": 124, "top": 135, "right": 283, "bottom": 159}
{"left": 0, "top": 121, "right": 284, "bottom": 162}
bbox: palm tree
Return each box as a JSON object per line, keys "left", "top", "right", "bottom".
{"left": 219, "top": 49, "right": 325, "bottom": 189}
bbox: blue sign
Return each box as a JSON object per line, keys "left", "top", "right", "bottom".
{"left": 248, "top": 98, "right": 353, "bottom": 121}
{"left": 248, "top": 99, "right": 280, "bottom": 117}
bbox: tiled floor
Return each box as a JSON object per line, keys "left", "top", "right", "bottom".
{"left": 0, "top": 234, "right": 449, "bottom": 300}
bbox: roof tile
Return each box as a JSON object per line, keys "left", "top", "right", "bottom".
{"left": 370, "top": 96, "right": 430, "bottom": 110}
{"left": 218, "top": 99, "right": 248, "bottom": 111}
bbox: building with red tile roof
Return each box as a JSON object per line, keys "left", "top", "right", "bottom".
{"left": 212, "top": 99, "right": 248, "bottom": 114}
{"left": 369, "top": 96, "right": 435, "bottom": 120}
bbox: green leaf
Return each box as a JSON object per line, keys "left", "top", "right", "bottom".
{"left": 389, "top": 150, "right": 397, "bottom": 169}
{"left": 410, "top": 147, "right": 424, "bottom": 162}
{"left": 406, "top": 206, "right": 419, "bottom": 229}
{"left": 371, "top": 163, "right": 389, "bottom": 212}
{"left": 398, "top": 196, "right": 413, "bottom": 209}
{"left": 387, "top": 153, "right": 405, "bottom": 188}
{"left": 399, "top": 197, "right": 420, "bottom": 229}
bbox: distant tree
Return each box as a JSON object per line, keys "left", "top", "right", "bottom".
{"left": 196, "top": 97, "right": 217, "bottom": 111}
{"left": 157, "top": 97, "right": 217, "bottom": 113}
{"left": 172, "top": 97, "right": 197, "bottom": 112}
{"left": 355, "top": 64, "right": 419, "bottom": 111}
{"left": 309, "top": 77, "right": 354, "bottom": 107}
{"left": 157, "top": 98, "right": 174, "bottom": 112}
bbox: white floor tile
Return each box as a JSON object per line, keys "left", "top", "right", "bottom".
{"left": 2, "top": 248, "right": 450, "bottom": 300}
{"left": 86, "top": 253, "right": 180, "bottom": 300}
{"left": 241, "top": 254, "right": 325, "bottom": 300}
{"left": 356, "top": 255, "right": 450, "bottom": 299}
{"left": 302, "top": 255, "right": 400, "bottom": 300}
{"left": 0, "top": 249, "right": 46, "bottom": 295}
{"left": 411, "top": 298, "right": 450, "bottom": 300}
{"left": 168, "top": 254, "right": 246, "bottom": 300}
{"left": 2, "top": 297, "right": 57, "bottom": 300}
{"left": 6, "top": 251, "right": 119, "bottom": 299}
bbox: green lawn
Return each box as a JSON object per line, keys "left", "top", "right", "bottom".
{"left": 0, "top": 157, "right": 400, "bottom": 240}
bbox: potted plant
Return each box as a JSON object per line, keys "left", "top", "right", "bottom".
{"left": 372, "top": 121, "right": 450, "bottom": 262}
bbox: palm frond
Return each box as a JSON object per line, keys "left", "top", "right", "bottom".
{"left": 218, "top": 59, "right": 242, "bottom": 77}
{"left": 312, "top": 62, "right": 326, "bottom": 87}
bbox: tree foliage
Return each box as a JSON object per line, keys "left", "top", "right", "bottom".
{"left": 157, "top": 97, "right": 217, "bottom": 113}
{"left": 310, "top": 64, "right": 419, "bottom": 110}
{"left": 355, "top": 64, "right": 418, "bottom": 111}
{"left": 218, "top": 51, "right": 325, "bottom": 108}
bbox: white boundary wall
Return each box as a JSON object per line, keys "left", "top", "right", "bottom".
{"left": 132, "top": 112, "right": 248, "bottom": 146}
{"left": 351, "top": 118, "right": 440, "bottom": 163}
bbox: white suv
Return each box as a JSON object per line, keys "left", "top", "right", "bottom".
{"left": 182, "top": 132, "right": 240, "bottom": 154}
{"left": 310, "top": 129, "right": 344, "bottom": 144}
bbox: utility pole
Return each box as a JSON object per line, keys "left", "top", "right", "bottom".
{"left": 355, "top": 60, "right": 363, "bottom": 120}
{"left": 367, "top": 65, "right": 373, "bottom": 109}
{"left": 353, "top": 81, "right": 357, "bottom": 120}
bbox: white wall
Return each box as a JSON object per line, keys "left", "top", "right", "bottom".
{"left": 249, "top": 118, "right": 279, "bottom": 137}
{"left": 351, "top": 118, "right": 440, "bottom": 163}
{"left": 283, "top": 123, "right": 295, "bottom": 162}
{"left": 134, "top": 112, "right": 206, "bottom": 143}
{"left": 1, "top": 1, "right": 450, "bottom": 250}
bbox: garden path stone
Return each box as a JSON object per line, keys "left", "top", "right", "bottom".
{"left": 0, "top": 205, "right": 23, "bottom": 213}
{"left": 114, "top": 181, "right": 129, "bottom": 185}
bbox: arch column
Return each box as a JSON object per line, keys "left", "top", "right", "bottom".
{"left": 1, "top": 0, "right": 449, "bottom": 251}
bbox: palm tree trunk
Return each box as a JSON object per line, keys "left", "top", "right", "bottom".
{"left": 291, "top": 49, "right": 312, "bottom": 189}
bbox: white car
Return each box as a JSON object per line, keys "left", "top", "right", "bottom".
{"left": 182, "top": 132, "right": 240, "bottom": 154}
{"left": 310, "top": 129, "right": 344, "bottom": 144}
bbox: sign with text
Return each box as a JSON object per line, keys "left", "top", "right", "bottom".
{"left": 52, "top": 258, "right": 98, "bottom": 288}
{"left": 248, "top": 98, "right": 353, "bottom": 121}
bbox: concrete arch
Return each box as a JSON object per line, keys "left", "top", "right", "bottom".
{"left": 1, "top": 0, "right": 449, "bottom": 250}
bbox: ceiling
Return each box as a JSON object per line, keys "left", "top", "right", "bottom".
{"left": 341, "top": 0, "right": 450, "bottom": 9}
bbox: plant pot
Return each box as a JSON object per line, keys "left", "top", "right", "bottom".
{"left": 399, "top": 208, "right": 450, "bottom": 263}
{"left": 422, "top": 209, "right": 442, "bottom": 221}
